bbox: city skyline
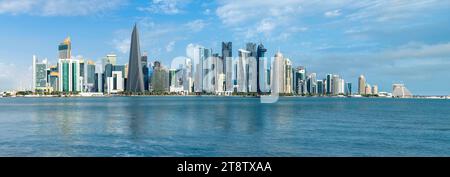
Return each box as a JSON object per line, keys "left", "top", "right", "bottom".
{"left": 26, "top": 29, "right": 398, "bottom": 98}
{"left": 0, "top": 0, "right": 449, "bottom": 95}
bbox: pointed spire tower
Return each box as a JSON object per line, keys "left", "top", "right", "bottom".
{"left": 126, "top": 24, "right": 145, "bottom": 92}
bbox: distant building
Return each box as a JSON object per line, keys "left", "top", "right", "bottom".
{"left": 372, "top": 85, "right": 379, "bottom": 95}
{"left": 365, "top": 84, "right": 372, "bottom": 95}
{"left": 141, "top": 53, "right": 149, "bottom": 91}
{"left": 256, "top": 43, "right": 267, "bottom": 93}
{"left": 58, "top": 37, "right": 71, "bottom": 59}
{"left": 345, "top": 82, "right": 352, "bottom": 96}
{"left": 84, "top": 60, "right": 96, "bottom": 92}
{"left": 307, "top": 72, "right": 316, "bottom": 94}
{"left": 284, "top": 59, "right": 293, "bottom": 94}
{"left": 182, "top": 58, "right": 193, "bottom": 93}
{"left": 48, "top": 65, "right": 59, "bottom": 92}
{"left": 358, "top": 75, "right": 366, "bottom": 95}
{"left": 392, "top": 84, "right": 412, "bottom": 98}
{"left": 326, "top": 74, "right": 332, "bottom": 95}
{"left": 317, "top": 80, "right": 324, "bottom": 95}
{"left": 340, "top": 78, "right": 345, "bottom": 95}
{"left": 222, "top": 42, "right": 233, "bottom": 92}
{"left": 294, "top": 66, "right": 306, "bottom": 95}
{"left": 126, "top": 24, "right": 145, "bottom": 92}
{"left": 32, "top": 55, "right": 48, "bottom": 92}
{"left": 151, "top": 61, "right": 169, "bottom": 92}
{"left": 103, "top": 54, "right": 117, "bottom": 70}
{"left": 106, "top": 71, "right": 124, "bottom": 94}
{"left": 271, "top": 51, "right": 285, "bottom": 94}
{"left": 332, "top": 75, "right": 341, "bottom": 95}
{"left": 237, "top": 49, "right": 250, "bottom": 93}
{"left": 58, "top": 59, "right": 81, "bottom": 93}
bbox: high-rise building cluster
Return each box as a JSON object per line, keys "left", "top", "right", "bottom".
{"left": 31, "top": 25, "right": 381, "bottom": 96}
{"left": 357, "top": 75, "right": 379, "bottom": 95}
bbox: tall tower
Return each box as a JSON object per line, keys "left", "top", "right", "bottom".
{"left": 256, "top": 43, "right": 267, "bottom": 93}
{"left": 58, "top": 37, "right": 71, "bottom": 59}
{"left": 271, "top": 51, "right": 285, "bottom": 94}
{"left": 358, "top": 75, "right": 366, "bottom": 95}
{"left": 126, "top": 24, "right": 145, "bottom": 92}
{"left": 141, "top": 52, "right": 149, "bottom": 91}
{"left": 222, "top": 42, "right": 233, "bottom": 91}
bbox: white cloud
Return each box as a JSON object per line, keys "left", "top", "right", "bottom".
{"left": 184, "top": 19, "right": 206, "bottom": 32}
{"left": 383, "top": 42, "right": 450, "bottom": 60}
{"left": 112, "top": 17, "right": 203, "bottom": 59}
{"left": 166, "top": 41, "right": 175, "bottom": 52}
{"left": 0, "top": 0, "right": 125, "bottom": 16}
{"left": 216, "top": 0, "right": 303, "bottom": 26}
{"left": 113, "top": 38, "right": 130, "bottom": 54}
{"left": 138, "top": 0, "right": 189, "bottom": 15}
{"left": 324, "top": 9, "right": 341, "bottom": 17}
{"left": 256, "top": 19, "right": 276, "bottom": 34}
{"left": 0, "top": 62, "right": 31, "bottom": 91}
{"left": 0, "top": 0, "right": 34, "bottom": 14}
{"left": 215, "top": 0, "right": 449, "bottom": 42}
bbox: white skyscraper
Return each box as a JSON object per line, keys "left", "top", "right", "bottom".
{"left": 237, "top": 49, "right": 250, "bottom": 93}
{"left": 259, "top": 57, "right": 269, "bottom": 92}
{"left": 271, "top": 51, "right": 285, "bottom": 94}
{"left": 248, "top": 55, "right": 258, "bottom": 93}
{"left": 32, "top": 55, "right": 48, "bottom": 92}
{"left": 106, "top": 71, "right": 124, "bottom": 94}
{"left": 340, "top": 79, "right": 345, "bottom": 94}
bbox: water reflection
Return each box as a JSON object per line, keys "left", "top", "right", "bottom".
{"left": 1, "top": 97, "right": 450, "bottom": 156}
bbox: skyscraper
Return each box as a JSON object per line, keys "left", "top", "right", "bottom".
{"left": 256, "top": 43, "right": 267, "bottom": 93}
{"left": 294, "top": 66, "right": 306, "bottom": 95}
{"left": 332, "top": 75, "right": 341, "bottom": 95}
{"left": 58, "top": 58, "right": 80, "bottom": 93}
{"left": 86, "top": 60, "right": 96, "bottom": 92}
{"left": 307, "top": 72, "right": 317, "bottom": 94}
{"left": 345, "top": 82, "right": 352, "bottom": 96}
{"left": 151, "top": 61, "right": 169, "bottom": 92}
{"left": 372, "top": 85, "right": 379, "bottom": 95}
{"left": 271, "top": 51, "right": 285, "bottom": 94}
{"left": 237, "top": 49, "right": 250, "bottom": 93}
{"left": 365, "top": 84, "right": 372, "bottom": 95}
{"left": 246, "top": 43, "right": 257, "bottom": 93}
{"left": 326, "top": 74, "right": 332, "bottom": 95}
{"left": 222, "top": 42, "right": 233, "bottom": 92}
{"left": 126, "top": 24, "right": 145, "bottom": 92}
{"left": 141, "top": 53, "right": 149, "bottom": 91}
{"left": 358, "top": 75, "right": 366, "bottom": 95}
{"left": 284, "top": 59, "right": 292, "bottom": 94}
{"left": 48, "top": 65, "right": 59, "bottom": 92}
{"left": 58, "top": 37, "right": 71, "bottom": 59}
{"left": 317, "top": 80, "right": 324, "bottom": 95}
{"left": 32, "top": 55, "right": 48, "bottom": 92}
{"left": 103, "top": 54, "right": 117, "bottom": 70}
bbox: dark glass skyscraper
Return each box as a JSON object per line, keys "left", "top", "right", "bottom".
{"left": 222, "top": 42, "right": 232, "bottom": 91}
{"left": 141, "top": 54, "right": 149, "bottom": 91}
{"left": 256, "top": 43, "right": 267, "bottom": 93}
{"left": 326, "top": 74, "right": 332, "bottom": 95}
{"left": 126, "top": 24, "right": 145, "bottom": 92}
{"left": 58, "top": 37, "right": 71, "bottom": 59}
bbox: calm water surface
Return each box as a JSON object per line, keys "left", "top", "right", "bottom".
{"left": 0, "top": 97, "right": 449, "bottom": 156}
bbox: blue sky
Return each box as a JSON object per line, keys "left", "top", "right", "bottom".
{"left": 0, "top": 0, "right": 449, "bottom": 95}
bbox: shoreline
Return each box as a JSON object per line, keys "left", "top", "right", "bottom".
{"left": 1, "top": 94, "right": 448, "bottom": 99}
